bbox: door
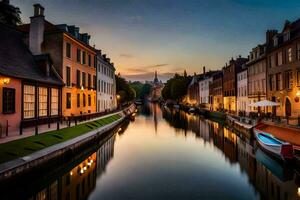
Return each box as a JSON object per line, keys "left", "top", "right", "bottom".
{"left": 272, "top": 96, "right": 276, "bottom": 117}
{"left": 285, "top": 98, "right": 291, "bottom": 117}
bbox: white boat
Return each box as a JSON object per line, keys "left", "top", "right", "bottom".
{"left": 254, "top": 124, "right": 294, "bottom": 160}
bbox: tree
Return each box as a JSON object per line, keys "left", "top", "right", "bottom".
{"left": 115, "top": 75, "right": 135, "bottom": 104}
{"left": 0, "top": 1, "right": 22, "bottom": 26}
{"left": 161, "top": 72, "right": 191, "bottom": 102}
{"left": 140, "top": 83, "right": 152, "bottom": 100}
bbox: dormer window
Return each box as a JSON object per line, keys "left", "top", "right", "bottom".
{"left": 273, "top": 37, "right": 278, "bottom": 46}
{"left": 283, "top": 31, "right": 290, "bottom": 42}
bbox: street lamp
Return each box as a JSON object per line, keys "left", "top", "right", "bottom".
{"left": 116, "top": 94, "right": 121, "bottom": 109}
{"left": 0, "top": 77, "right": 10, "bottom": 85}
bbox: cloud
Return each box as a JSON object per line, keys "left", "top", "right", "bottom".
{"left": 120, "top": 54, "right": 133, "bottom": 58}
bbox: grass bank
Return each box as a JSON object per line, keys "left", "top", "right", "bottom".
{"left": 0, "top": 114, "right": 122, "bottom": 164}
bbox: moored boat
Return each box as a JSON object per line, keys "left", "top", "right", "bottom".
{"left": 254, "top": 124, "right": 294, "bottom": 161}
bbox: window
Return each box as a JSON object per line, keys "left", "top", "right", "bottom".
{"left": 66, "top": 93, "right": 71, "bottom": 109}
{"left": 269, "top": 75, "right": 275, "bottom": 91}
{"left": 101, "top": 81, "right": 103, "bottom": 92}
{"left": 66, "top": 66, "right": 71, "bottom": 87}
{"left": 82, "top": 72, "right": 86, "bottom": 87}
{"left": 77, "top": 48, "right": 81, "bottom": 63}
{"left": 38, "top": 87, "right": 48, "bottom": 117}
{"left": 285, "top": 70, "right": 293, "bottom": 90}
{"left": 77, "top": 93, "right": 80, "bottom": 107}
{"left": 82, "top": 51, "right": 86, "bottom": 64}
{"left": 66, "top": 42, "right": 71, "bottom": 58}
{"left": 51, "top": 88, "right": 58, "bottom": 115}
{"left": 77, "top": 70, "right": 81, "bottom": 87}
{"left": 98, "top": 80, "right": 100, "bottom": 92}
{"left": 273, "top": 37, "right": 278, "bottom": 46}
{"left": 277, "top": 51, "right": 282, "bottom": 66}
{"left": 297, "top": 43, "right": 300, "bottom": 60}
{"left": 288, "top": 48, "right": 292, "bottom": 62}
{"left": 275, "top": 73, "right": 282, "bottom": 91}
{"left": 88, "top": 74, "right": 91, "bottom": 89}
{"left": 24, "top": 85, "right": 35, "bottom": 119}
{"left": 88, "top": 94, "right": 91, "bottom": 106}
{"left": 94, "top": 55, "right": 97, "bottom": 68}
{"left": 270, "top": 55, "right": 276, "bottom": 68}
{"left": 2, "top": 88, "right": 15, "bottom": 114}
{"left": 88, "top": 55, "right": 91, "bottom": 66}
{"left": 83, "top": 93, "right": 86, "bottom": 107}
{"left": 93, "top": 75, "right": 96, "bottom": 89}
{"left": 283, "top": 32, "right": 290, "bottom": 42}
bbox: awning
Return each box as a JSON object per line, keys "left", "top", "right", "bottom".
{"left": 249, "top": 100, "right": 279, "bottom": 107}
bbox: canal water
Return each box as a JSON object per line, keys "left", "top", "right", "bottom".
{"left": 1, "top": 103, "right": 300, "bottom": 200}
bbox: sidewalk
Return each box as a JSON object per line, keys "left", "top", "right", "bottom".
{"left": 0, "top": 110, "right": 122, "bottom": 144}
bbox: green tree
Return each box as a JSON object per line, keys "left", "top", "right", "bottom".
{"left": 161, "top": 72, "right": 191, "bottom": 102}
{"left": 0, "top": 1, "right": 22, "bottom": 26}
{"left": 115, "top": 75, "right": 135, "bottom": 103}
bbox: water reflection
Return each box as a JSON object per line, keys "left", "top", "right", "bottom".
{"left": 1, "top": 103, "right": 300, "bottom": 200}
{"left": 26, "top": 134, "right": 116, "bottom": 200}
{"left": 162, "top": 105, "right": 300, "bottom": 200}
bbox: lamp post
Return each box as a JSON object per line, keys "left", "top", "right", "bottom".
{"left": 116, "top": 94, "right": 121, "bottom": 109}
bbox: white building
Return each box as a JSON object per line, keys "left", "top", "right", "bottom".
{"left": 237, "top": 67, "right": 249, "bottom": 115}
{"left": 96, "top": 51, "right": 117, "bottom": 112}
{"left": 199, "top": 77, "right": 213, "bottom": 105}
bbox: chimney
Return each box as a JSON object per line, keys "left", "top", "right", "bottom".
{"left": 266, "top": 29, "right": 278, "bottom": 46}
{"left": 203, "top": 66, "right": 206, "bottom": 75}
{"left": 29, "top": 4, "right": 45, "bottom": 55}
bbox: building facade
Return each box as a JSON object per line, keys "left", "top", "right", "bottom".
{"left": 19, "top": 4, "right": 97, "bottom": 117}
{"left": 266, "top": 20, "right": 300, "bottom": 119}
{"left": 237, "top": 67, "right": 249, "bottom": 115}
{"left": 0, "top": 23, "right": 63, "bottom": 136}
{"left": 186, "top": 75, "right": 201, "bottom": 105}
{"left": 246, "top": 44, "right": 267, "bottom": 115}
{"left": 223, "top": 57, "right": 248, "bottom": 113}
{"left": 210, "top": 71, "right": 223, "bottom": 111}
{"left": 199, "top": 76, "right": 213, "bottom": 108}
{"left": 96, "top": 51, "right": 117, "bottom": 112}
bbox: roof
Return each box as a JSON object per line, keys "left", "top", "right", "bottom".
{"left": 19, "top": 20, "right": 97, "bottom": 53}
{"left": 0, "top": 23, "right": 64, "bottom": 85}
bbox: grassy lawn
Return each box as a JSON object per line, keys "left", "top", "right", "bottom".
{"left": 0, "top": 114, "right": 122, "bottom": 164}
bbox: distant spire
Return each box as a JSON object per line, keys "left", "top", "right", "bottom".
{"left": 154, "top": 70, "right": 158, "bottom": 83}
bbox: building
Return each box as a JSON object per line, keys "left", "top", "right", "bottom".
{"left": 237, "top": 65, "right": 249, "bottom": 115}
{"left": 96, "top": 50, "right": 117, "bottom": 112}
{"left": 199, "top": 69, "right": 220, "bottom": 110}
{"left": 266, "top": 20, "right": 300, "bottom": 119}
{"left": 19, "top": 4, "right": 97, "bottom": 117}
{"left": 246, "top": 44, "right": 267, "bottom": 115}
{"left": 0, "top": 23, "right": 63, "bottom": 136}
{"left": 209, "top": 71, "right": 223, "bottom": 111}
{"left": 149, "top": 71, "right": 164, "bottom": 102}
{"left": 186, "top": 74, "right": 201, "bottom": 105}
{"left": 223, "top": 57, "right": 248, "bottom": 113}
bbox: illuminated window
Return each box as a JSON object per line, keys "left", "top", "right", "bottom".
{"left": 51, "top": 88, "right": 58, "bottom": 115}
{"left": 24, "top": 85, "right": 35, "bottom": 119}
{"left": 285, "top": 70, "right": 293, "bottom": 90}
{"left": 39, "top": 87, "right": 48, "bottom": 117}
{"left": 288, "top": 48, "right": 292, "bottom": 62}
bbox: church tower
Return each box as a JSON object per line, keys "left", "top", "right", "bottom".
{"left": 154, "top": 70, "right": 158, "bottom": 84}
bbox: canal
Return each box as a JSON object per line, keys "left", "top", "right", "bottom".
{"left": 1, "top": 103, "right": 300, "bottom": 200}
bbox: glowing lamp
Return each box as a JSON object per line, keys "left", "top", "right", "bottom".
{"left": 70, "top": 171, "right": 73, "bottom": 176}
{"left": 116, "top": 95, "right": 121, "bottom": 100}
{"left": 296, "top": 90, "right": 300, "bottom": 97}
{"left": 0, "top": 78, "right": 10, "bottom": 85}
{"left": 298, "top": 187, "right": 300, "bottom": 197}
{"left": 81, "top": 85, "right": 84, "bottom": 91}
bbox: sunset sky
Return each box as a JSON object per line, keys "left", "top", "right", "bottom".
{"left": 12, "top": 0, "right": 300, "bottom": 82}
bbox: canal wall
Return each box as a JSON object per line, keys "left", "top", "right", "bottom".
{"left": 0, "top": 104, "right": 136, "bottom": 181}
